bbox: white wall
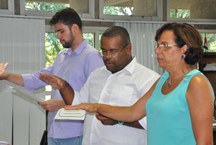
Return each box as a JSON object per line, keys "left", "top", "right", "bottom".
{"left": 0, "top": 16, "right": 46, "bottom": 145}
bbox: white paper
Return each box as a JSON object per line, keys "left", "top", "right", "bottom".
{"left": 5, "top": 81, "right": 44, "bottom": 102}
{"left": 55, "top": 108, "right": 86, "bottom": 120}
{"left": 0, "top": 141, "right": 10, "bottom": 145}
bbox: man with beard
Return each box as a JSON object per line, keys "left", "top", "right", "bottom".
{"left": 39, "top": 26, "right": 160, "bottom": 145}
{"left": 0, "top": 8, "right": 104, "bottom": 145}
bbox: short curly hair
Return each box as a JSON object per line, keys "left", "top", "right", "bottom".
{"left": 49, "top": 8, "right": 82, "bottom": 31}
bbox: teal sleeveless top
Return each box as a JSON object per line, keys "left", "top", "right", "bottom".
{"left": 146, "top": 70, "right": 202, "bottom": 145}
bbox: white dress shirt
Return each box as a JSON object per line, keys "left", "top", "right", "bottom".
{"left": 73, "top": 58, "right": 160, "bottom": 145}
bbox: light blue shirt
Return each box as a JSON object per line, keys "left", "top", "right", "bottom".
{"left": 22, "top": 40, "right": 104, "bottom": 138}
{"left": 146, "top": 70, "right": 203, "bottom": 145}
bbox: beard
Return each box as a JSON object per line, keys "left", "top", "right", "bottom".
{"left": 62, "top": 32, "right": 75, "bottom": 48}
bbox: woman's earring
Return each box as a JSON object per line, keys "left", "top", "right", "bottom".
{"left": 181, "top": 54, "right": 186, "bottom": 59}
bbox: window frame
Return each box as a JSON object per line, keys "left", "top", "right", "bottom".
{"left": 99, "top": 0, "right": 163, "bottom": 21}
{"left": 0, "top": 0, "right": 14, "bottom": 15}
{"left": 83, "top": 26, "right": 108, "bottom": 50}
{"left": 19, "top": 0, "right": 95, "bottom": 19}
{"left": 167, "top": 0, "right": 216, "bottom": 22}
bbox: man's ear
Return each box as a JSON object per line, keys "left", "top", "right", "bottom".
{"left": 70, "top": 24, "right": 79, "bottom": 34}
{"left": 126, "top": 44, "right": 132, "bottom": 54}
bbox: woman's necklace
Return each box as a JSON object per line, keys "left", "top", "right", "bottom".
{"left": 167, "top": 71, "right": 190, "bottom": 88}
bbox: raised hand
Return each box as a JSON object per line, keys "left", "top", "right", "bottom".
{"left": 39, "top": 73, "right": 66, "bottom": 89}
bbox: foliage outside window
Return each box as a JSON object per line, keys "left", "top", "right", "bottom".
{"left": 25, "top": 1, "right": 68, "bottom": 12}
{"left": 45, "top": 33, "right": 95, "bottom": 67}
{"left": 170, "top": 9, "right": 190, "bottom": 19}
{"left": 168, "top": 0, "right": 216, "bottom": 20}
{"left": 104, "top": 6, "right": 132, "bottom": 15}
{"left": 24, "top": 0, "right": 90, "bottom": 15}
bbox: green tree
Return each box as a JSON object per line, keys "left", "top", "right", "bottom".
{"left": 45, "top": 33, "right": 64, "bottom": 67}
{"left": 170, "top": 9, "right": 190, "bottom": 19}
{"left": 104, "top": 6, "right": 132, "bottom": 15}
{"left": 25, "top": 1, "right": 68, "bottom": 12}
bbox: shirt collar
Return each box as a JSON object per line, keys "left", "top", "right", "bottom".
{"left": 64, "top": 39, "right": 88, "bottom": 55}
{"left": 123, "top": 57, "right": 137, "bottom": 75}
{"left": 105, "top": 57, "right": 137, "bottom": 75}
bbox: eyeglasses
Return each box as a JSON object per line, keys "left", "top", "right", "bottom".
{"left": 154, "top": 42, "right": 177, "bottom": 49}
{"left": 100, "top": 43, "right": 129, "bottom": 57}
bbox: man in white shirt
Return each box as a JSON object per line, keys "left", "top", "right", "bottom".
{"left": 40, "top": 26, "right": 160, "bottom": 145}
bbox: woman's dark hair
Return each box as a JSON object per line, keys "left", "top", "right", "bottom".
{"left": 49, "top": 8, "right": 82, "bottom": 31}
{"left": 155, "top": 22, "right": 203, "bottom": 65}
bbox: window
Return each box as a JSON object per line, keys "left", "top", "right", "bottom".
{"left": 0, "top": 0, "right": 14, "bottom": 15}
{"left": 20, "top": 0, "right": 94, "bottom": 18}
{"left": 200, "top": 32, "right": 216, "bottom": 52}
{"left": 45, "top": 32, "right": 63, "bottom": 67}
{"left": 100, "top": 0, "right": 162, "bottom": 21}
{"left": 0, "top": 0, "right": 8, "bottom": 9}
{"left": 168, "top": 0, "right": 216, "bottom": 21}
{"left": 170, "top": 9, "right": 190, "bottom": 19}
{"left": 45, "top": 32, "right": 95, "bottom": 67}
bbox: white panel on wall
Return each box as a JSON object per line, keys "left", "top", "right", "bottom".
{"left": 115, "top": 22, "right": 164, "bottom": 74}
{"left": 0, "top": 82, "right": 13, "bottom": 143}
{"left": 0, "top": 16, "right": 46, "bottom": 145}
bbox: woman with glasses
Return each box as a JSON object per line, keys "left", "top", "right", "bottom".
{"left": 65, "top": 23, "right": 214, "bottom": 145}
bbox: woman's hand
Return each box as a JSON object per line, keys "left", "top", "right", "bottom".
{"left": 64, "top": 103, "right": 99, "bottom": 113}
